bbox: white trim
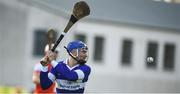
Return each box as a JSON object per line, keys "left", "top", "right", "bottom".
{"left": 51, "top": 60, "right": 58, "bottom": 67}
{"left": 41, "top": 66, "right": 48, "bottom": 72}
{"left": 61, "top": 32, "right": 66, "bottom": 35}
{"left": 48, "top": 72, "right": 56, "bottom": 82}
{"left": 74, "top": 70, "right": 85, "bottom": 79}
{"left": 56, "top": 79, "right": 85, "bottom": 90}
{"left": 64, "top": 59, "right": 68, "bottom": 65}
{"left": 64, "top": 59, "right": 80, "bottom": 70}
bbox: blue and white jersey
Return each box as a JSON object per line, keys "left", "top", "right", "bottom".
{"left": 40, "top": 59, "right": 91, "bottom": 93}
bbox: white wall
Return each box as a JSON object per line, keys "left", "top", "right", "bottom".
{"left": 0, "top": 0, "right": 28, "bottom": 87}
{"left": 75, "top": 22, "right": 180, "bottom": 92}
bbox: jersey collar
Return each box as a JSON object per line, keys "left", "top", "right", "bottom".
{"left": 64, "top": 59, "right": 80, "bottom": 70}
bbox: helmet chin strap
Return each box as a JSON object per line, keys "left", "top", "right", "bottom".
{"left": 64, "top": 46, "right": 86, "bottom": 64}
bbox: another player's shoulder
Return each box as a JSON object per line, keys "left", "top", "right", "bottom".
{"left": 35, "top": 62, "right": 41, "bottom": 66}
{"left": 34, "top": 62, "right": 42, "bottom": 71}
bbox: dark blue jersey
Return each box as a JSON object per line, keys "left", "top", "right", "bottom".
{"left": 40, "top": 59, "right": 91, "bottom": 93}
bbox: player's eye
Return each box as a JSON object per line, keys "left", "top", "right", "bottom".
{"left": 82, "top": 50, "right": 87, "bottom": 53}
{"left": 82, "top": 47, "right": 88, "bottom": 50}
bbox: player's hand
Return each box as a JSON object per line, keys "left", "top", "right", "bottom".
{"left": 40, "top": 56, "right": 49, "bottom": 66}
{"left": 40, "top": 51, "right": 56, "bottom": 66}
{"left": 47, "top": 51, "right": 56, "bottom": 61}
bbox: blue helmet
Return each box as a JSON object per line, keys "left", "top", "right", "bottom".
{"left": 66, "top": 40, "right": 87, "bottom": 52}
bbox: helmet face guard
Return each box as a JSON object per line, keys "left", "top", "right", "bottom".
{"left": 76, "top": 47, "right": 88, "bottom": 64}
{"left": 64, "top": 40, "right": 88, "bottom": 64}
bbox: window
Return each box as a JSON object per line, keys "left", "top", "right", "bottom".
{"left": 93, "top": 36, "right": 104, "bottom": 62}
{"left": 74, "top": 34, "right": 86, "bottom": 43}
{"left": 163, "top": 43, "right": 175, "bottom": 71}
{"left": 33, "top": 29, "right": 57, "bottom": 56}
{"left": 146, "top": 42, "right": 158, "bottom": 69}
{"left": 121, "top": 39, "right": 133, "bottom": 65}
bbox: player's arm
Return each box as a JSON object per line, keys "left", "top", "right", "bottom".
{"left": 78, "top": 65, "right": 91, "bottom": 82}
{"left": 32, "top": 71, "right": 40, "bottom": 84}
{"left": 52, "top": 60, "right": 91, "bottom": 81}
{"left": 39, "top": 56, "right": 56, "bottom": 90}
{"left": 32, "top": 64, "right": 42, "bottom": 84}
{"left": 61, "top": 65, "right": 91, "bottom": 81}
{"left": 40, "top": 66, "right": 56, "bottom": 90}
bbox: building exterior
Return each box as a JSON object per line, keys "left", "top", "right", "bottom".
{"left": 0, "top": 0, "right": 180, "bottom": 93}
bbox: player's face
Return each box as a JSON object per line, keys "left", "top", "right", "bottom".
{"left": 77, "top": 47, "right": 88, "bottom": 63}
